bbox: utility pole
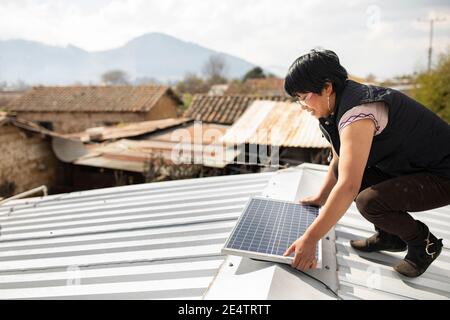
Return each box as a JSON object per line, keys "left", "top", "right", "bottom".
{"left": 418, "top": 17, "right": 446, "bottom": 72}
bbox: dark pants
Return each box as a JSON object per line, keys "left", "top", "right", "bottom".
{"left": 332, "top": 161, "right": 450, "bottom": 242}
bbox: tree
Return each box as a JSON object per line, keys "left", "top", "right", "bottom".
{"left": 202, "top": 54, "right": 228, "bottom": 85}
{"left": 242, "top": 66, "right": 266, "bottom": 82}
{"left": 101, "top": 70, "right": 130, "bottom": 85}
{"left": 175, "top": 72, "right": 209, "bottom": 95}
{"left": 412, "top": 50, "right": 450, "bottom": 123}
{"left": 174, "top": 73, "right": 210, "bottom": 112}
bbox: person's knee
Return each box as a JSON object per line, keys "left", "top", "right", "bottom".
{"left": 355, "top": 188, "right": 384, "bottom": 219}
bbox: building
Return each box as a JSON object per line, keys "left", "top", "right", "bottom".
{"left": 245, "top": 77, "right": 286, "bottom": 96}
{"left": 207, "top": 84, "right": 229, "bottom": 96}
{"left": 0, "top": 163, "right": 448, "bottom": 299}
{"left": 4, "top": 85, "right": 182, "bottom": 134}
{"left": 244, "top": 77, "right": 285, "bottom": 96}
{"left": 51, "top": 118, "right": 238, "bottom": 190}
{"left": 44, "top": 94, "right": 327, "bottom": 192}
{"left": 221, "top": 100, "right": 330, "bottom": 166}
{"left": 226, "top": 77, "right": 287, "bottom": 96}
{"left": 184, "top": 95, "right": 328, "bottom": 170}
{"left": 0, "top": 113, "right": 63, "bottom": 199}
{"left": 0, "top": 90, "right": 25, "bottom": 108}
{"left": 183, "top": 94, "right": 289, "bottom": 125}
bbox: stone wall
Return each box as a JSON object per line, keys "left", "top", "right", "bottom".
{"left": 0, "top": 125, "right": 62, "bottom": 198}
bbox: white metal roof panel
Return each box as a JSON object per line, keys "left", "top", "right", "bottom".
{"left": 0, "top": 172, "right": 274, "bottom": 299}
{"left": 1, "top": 165, "right": 449, "bottom": 300}
{"left": 205, "top": 165, "right": 450, "bottom": 300}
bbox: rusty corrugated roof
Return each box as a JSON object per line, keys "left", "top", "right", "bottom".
{"left": 0, "top": 112, "right": 65, "bottom": 138}
{"left": 65, "top": 118, "right": 192, "bottom": 142}
{"left": 72, "top": 122, "right": 238, "bottom": 171}
{"left": 5, "top": 85, "right": 182, "bottom": 113}
{"left": 221, "top": 100, "right": 330, "bottom": 148}
{"left": 183, "top": 94, "right": 289, "bottom": 125}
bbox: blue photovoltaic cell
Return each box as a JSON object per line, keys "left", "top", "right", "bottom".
{"left": 225, "top": 197, "right": 319, "bottom": 259}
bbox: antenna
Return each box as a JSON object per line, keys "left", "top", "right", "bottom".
{"left": 418, "top": 17, "right": 447, "bottom": 71}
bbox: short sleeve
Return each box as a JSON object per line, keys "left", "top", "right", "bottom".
{"left": 338, "top": 101, "right": 388, "bottom": 136}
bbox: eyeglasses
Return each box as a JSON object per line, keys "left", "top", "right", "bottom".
{"left": 295, "top": 92, "right": 312, "bottom": 107}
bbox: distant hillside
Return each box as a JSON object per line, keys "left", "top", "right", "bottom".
{"left": 0, "top": 33, "right": 256, "bottom": 85}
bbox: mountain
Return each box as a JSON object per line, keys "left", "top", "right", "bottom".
{"left": 0, "top": 33, "right": 257, "bottom": 85}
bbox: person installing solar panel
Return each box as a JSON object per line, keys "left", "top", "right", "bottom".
{"left": 282, "top": 49, "right": 450, "bottom": 277}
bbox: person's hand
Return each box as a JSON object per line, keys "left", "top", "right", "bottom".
{"left": 300, "top": 194, "right": 326, "bottom": 207}
{"left": 283, "top": 235, "right": 317, "bottom": 271}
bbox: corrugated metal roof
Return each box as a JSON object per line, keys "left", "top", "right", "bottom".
{"left": 336, "top": 205, "right": 450, "bottom": 300}
{"left": 69, "top": 122, "right": 238, "bottom": 171}
{"left": 5, "top": 85, "right": 182, "bottom": 113}
{"left": 65, "top": 118, "right": 192, "bottom": 142}
{"left": 221, "top": 100, "right": 330, "bottom": 148}
{"left": 183, "top": 94, "right": 289, "bottom": 125}
{"left": 1, "top": 164, "right": 448, "bottom": 300}
{"left": 205, "top": 165, "right": 450, "bottom": 300}
{"left": 0, "top": 113, "right": 64, "bottom": 138}
{"left": 0, "top": 172, "right": 275, "bottom": 299}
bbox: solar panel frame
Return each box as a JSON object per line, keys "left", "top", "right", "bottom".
{"left": 222, "top": 196, "right": 322, "bottom": 268}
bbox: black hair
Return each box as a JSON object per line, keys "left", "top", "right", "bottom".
{"left": 284, "top": 49, "right": 348, "bottom": 97}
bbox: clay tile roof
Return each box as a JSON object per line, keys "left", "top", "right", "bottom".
{"left": 225, "top": 77, "right": 287, "bottom": 96}
{"left": 0, "top": 91, "right": 24, "bottom": 107}
{"left": 4, "top": 85, "right": 182, "bottom": 113}
{"left": 244, "top": 77, "right": 286, "bottom": 96}
{"left": 183, "top": 94, "right": 290, "bottom": 125}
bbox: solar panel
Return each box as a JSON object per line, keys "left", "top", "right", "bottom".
{"left": 222, "top": 196, "right": 322, "bottom": 268}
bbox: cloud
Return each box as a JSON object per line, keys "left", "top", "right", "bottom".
{"left": 0, "top": 0, "right": 449, "bottom": 78}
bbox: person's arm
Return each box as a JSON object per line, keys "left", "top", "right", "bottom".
{"left": 301, "top": 148, "right": 338, "bottom": 206}
{"left": 284, "top": 119, "right": 375, "bottom": 270}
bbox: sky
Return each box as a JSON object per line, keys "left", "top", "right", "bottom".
{"left": 1, "top": 0, "right": 449, "bottom": 79}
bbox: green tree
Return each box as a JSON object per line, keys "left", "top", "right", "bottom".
{"left": 412, "top": 51, "right": 450, "bottom": 123}
{"left": 242, "top": 66, "right": 266, "bottom": 82}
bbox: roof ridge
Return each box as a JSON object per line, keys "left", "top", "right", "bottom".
{"left": 5, "top": 86, "right": 176, "bottom": 113}
{"left": 31, "top": 84, "right": 169, "bottom": 90}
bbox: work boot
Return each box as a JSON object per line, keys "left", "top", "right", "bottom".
{"left": 350, "top": 227, "right": 407, "bottom": 252}
{"left": 394, "top": 221, "right": 443, "bottom": 278}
